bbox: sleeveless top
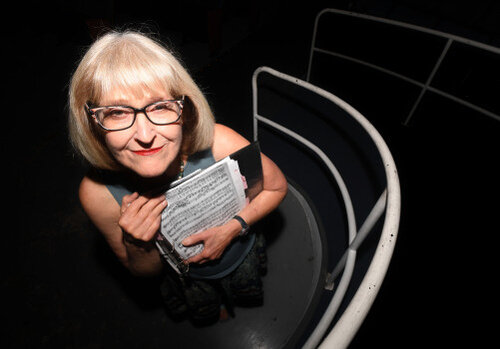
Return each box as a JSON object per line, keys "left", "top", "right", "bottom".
{"left": 104, "top": 148, "right": 255, "bottom": 280}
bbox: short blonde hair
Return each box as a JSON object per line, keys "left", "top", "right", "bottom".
{"left": 68, "top": 30, "right": 215, "bottom": 170}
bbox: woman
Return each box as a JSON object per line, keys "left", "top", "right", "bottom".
{"left": 68, "top": 30, "right": 287, "bottom": 322}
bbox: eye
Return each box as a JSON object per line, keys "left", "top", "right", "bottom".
{"left": 150, "top": 101, "right": 175, "bottom": 112}
{"left": 101, "top": 107, "right": 132, "bottom": 119}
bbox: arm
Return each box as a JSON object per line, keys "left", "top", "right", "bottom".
{"left": 182, "top": 124, "right": 288, "bottom": 264}
{"left": 79, "top": 176, "right": 165, "bottom": 276}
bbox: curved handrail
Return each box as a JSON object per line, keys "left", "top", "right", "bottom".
{"left": 252, "top": 66, "right": 401, "bottom": 348}
{"left": 307, "top": 8, "right": 500, "bottom": 125}
{"left": 252, "top": 114, "right": 360, "bottom": 347}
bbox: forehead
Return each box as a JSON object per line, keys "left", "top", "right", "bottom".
{"left": 98, "top": 86, "right": 174, "bottom": 107}
{"left": 91, "top": 49, "right": 180, "bottom": 106}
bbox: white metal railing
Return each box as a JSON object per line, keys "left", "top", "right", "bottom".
{"left": 252, "top": 66, "right": 401, "bottom": 348}
{"left": 307, "top": 8, "right": 500, "bottom": 125}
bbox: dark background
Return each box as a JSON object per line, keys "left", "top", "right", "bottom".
{"left": 6, "top": 0, "right": 500, "bottom": 347}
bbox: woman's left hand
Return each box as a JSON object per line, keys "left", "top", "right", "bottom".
{"left": 181, "top": 219, "right": 240, "bottom": 265}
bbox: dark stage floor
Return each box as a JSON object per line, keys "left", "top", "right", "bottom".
{"left": 7, "top": 1, "right": 500, "bottom": 347}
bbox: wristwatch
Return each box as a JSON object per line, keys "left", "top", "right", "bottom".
{"left": 233, "top": 215, "right": 250, "bottom": 236}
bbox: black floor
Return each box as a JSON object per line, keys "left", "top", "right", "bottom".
{"left": 7, "top": 1, "right": 500, "bottom": 347}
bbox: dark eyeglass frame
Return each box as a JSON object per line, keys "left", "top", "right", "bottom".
{"left": 85, "top": 97, "right": 185, "bottom": 132}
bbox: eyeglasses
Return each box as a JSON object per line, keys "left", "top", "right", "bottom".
{"left": 86, "top": 98, "right": 184, "bottom": 131}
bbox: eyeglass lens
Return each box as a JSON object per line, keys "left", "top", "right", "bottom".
{"left": 95, "top": 100, "right": 182, "bottom": 130}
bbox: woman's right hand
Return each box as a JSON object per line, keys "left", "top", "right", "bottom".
{"left": 119, "top": 192, "right": 168, "bottom": 245}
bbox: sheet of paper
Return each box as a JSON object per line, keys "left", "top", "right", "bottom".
{"left": 160, "top": 157, "right": 247, "bottom": 260}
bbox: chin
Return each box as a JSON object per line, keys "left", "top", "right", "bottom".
{"left": 134, "top": 166, "right": 168, "bottom": 178}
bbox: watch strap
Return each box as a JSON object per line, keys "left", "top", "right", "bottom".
{"left": 233, "top": 215, "right": 250, "bottom": 236}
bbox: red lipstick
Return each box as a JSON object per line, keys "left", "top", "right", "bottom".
{"left": 132, "top": 146, "right": 163, "bottom": 156}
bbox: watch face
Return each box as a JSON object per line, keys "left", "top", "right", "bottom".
{"left": 239, "top": 229, "right": 248, "bottom": 236}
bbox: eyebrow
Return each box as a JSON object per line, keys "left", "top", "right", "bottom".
{"left": 100, "top": 96, "right": 173, "bottom": 107}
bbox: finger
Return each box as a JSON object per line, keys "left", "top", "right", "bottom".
{"left": 133, "top": 202, "right": 166, "bottom": 239}
{"left": 141, "top": 209, "right": 165, "bottom": 241}
{"left": 144, "top": 195, "right": 168, "bottom": 213}
{"left": 121, "top": 192, "right": 139, "bottom": 214}
{"left": 122, "top": 194, "right": 150, "bottom": 216}
{"left": 120, "top": 195, "right": 166, "bottom": 240}
{"left": 188, "top": 251, "right": 219, "bottom": 265}
{"left": 185, "top": 253, "right": 205, "bottom": 265}
{"left": 152, "top": 197, "right": 168, "bottom": 215}
{"left": 145, "top": 196, "right": 167, "bottom": 229}
{"left": 182, "top": 231, "right": 207, "bottom": 247}
{"left": 125, "top": 193, "right": 164, "bottom": 219}
{"left": 121, "top": 215, "right": 159, "bottom": 242}
{"left": 132, "top": 193, "right": 163, "bottom": 214}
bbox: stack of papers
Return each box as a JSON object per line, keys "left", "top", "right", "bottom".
{"left": 159, "top": 157, "right": 248, "bottom": 260}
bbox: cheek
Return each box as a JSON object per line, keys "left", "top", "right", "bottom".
{"left": 104, "top": 132, "right": 131, "bottom": 157}
{"left": 159, "top": 126, "right": 184, "bottom": 149}
{"left": 103, "top": 125, "right": 183, "bottom": 154}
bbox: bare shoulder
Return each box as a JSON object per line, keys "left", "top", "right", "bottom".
{"left": 212, "top": 123, "right": 251, "bottom": 161}
{"left": 79, "top": 175, "right": 120, "bottom": 222}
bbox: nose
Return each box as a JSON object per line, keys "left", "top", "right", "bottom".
{"left": 133, "top": 111, "right": 156, "bottom": 144}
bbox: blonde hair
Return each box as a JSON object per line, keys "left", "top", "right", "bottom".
{"left": 68, "top": 30, "right": 215, "bottom": 170}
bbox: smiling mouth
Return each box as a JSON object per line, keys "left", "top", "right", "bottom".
{"left": 132, "top": 146, "right": 163, "bottom": 156}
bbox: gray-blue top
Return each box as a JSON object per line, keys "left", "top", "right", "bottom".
{"left": 105, "top": 148, "right": 255, "bottom": 279}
